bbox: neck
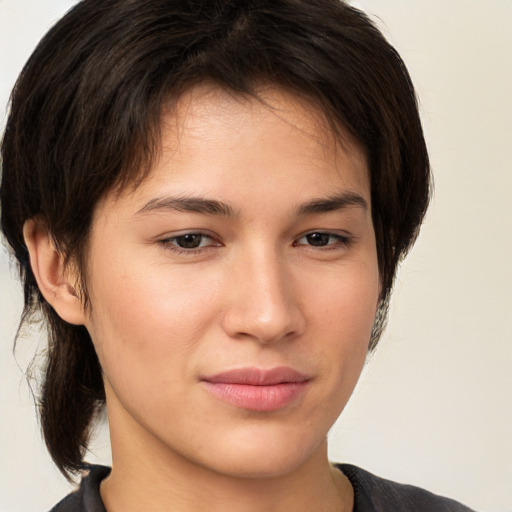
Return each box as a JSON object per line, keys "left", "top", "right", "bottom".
{"left": 102, "top": 455, "right": 351, "bottom": 512}
{"left": 100, "top": 388, "right": 353, "bottom": 512}
{"left": 101, "top": 425, "right": 352, "bottom": 512}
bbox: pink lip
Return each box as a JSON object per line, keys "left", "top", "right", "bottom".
{"left": 201, "top": 367, "right": 310, "bottom": 412}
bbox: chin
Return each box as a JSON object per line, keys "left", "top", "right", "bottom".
{"left": 208, "top": 454, "right": 308, "bottom": 480}
{"left": 191, "top": 425, "right": 325, "bottom": 480}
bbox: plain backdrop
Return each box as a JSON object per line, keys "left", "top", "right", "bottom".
{"left": 1, "top": 1, "right": 511, "bottom": 511}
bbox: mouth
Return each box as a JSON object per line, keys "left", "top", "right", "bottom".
{"left": 201, "top": 367, "right": 311, "bottom": 412}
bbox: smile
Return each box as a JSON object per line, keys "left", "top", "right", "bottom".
{"left": 201, "top": 367, "right": 311, "bottom": 412}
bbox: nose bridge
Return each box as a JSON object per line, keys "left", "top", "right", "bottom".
{"left": 222, "top": 242, "right": 304, "bottom": 343}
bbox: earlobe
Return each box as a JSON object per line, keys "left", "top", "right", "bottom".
{"left": 23, "top": 218, "right": 86, "bottom": 326}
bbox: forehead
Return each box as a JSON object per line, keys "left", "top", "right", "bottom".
{"left": 106, "top": 84, "right": 370, "bottom": 214}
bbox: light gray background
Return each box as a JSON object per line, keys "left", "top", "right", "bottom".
{"left": 1, "top": 1, "right": 511, "bottom": 511}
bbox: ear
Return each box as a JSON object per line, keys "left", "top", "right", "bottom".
{"left": 23, "top": 218, "right": 87, "bottom": 325}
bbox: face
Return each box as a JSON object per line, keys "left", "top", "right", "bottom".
{"left": 82, "top": 85, "right": 380, "bottom": 479}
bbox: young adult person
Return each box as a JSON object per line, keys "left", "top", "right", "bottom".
{"left": 0, "top": 0, "right": 475, "bottom": 510}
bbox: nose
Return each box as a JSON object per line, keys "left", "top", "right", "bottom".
{"left": 220, "top": 246, "right": 306, "bottom": 344}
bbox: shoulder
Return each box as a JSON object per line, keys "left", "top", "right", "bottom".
{"left": 49, "top": 465, "right": 110, "bottom": 512}
{"left": 337, "top": 464, "right": 476, "bottom": 512}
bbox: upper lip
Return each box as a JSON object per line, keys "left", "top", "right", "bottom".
{"left": 202, "top": 367, "right": 310, "bottom": 385}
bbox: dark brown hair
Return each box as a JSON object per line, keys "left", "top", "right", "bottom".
{"left": 0, "top": 0, "right": 430, "bottom": 479}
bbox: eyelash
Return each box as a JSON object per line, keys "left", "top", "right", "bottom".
{"left": 158, "top": 230, "right": 353, "bottom": 256}
{"left": 158, "top": 232, "right": 220, "bottom": 255}
{"left": 294, "top": 232, "right": 352, "bottom": 249}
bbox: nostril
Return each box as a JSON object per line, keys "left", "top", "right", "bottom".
{"left": 221, "top": 303, "right": 305, "bottom": 344}
{"left": 220, "top": 257, "right": 306, "bottom": 343}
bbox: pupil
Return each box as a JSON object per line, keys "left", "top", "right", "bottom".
{"left": 177, "top": 234, "right": 202, "bottom": 249}
{"left": 307, "top": 233, "right": 329, "bottom": 246}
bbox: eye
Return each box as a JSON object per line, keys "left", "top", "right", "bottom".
{"left": 159, "top": 232, "right": 220, "bottom": 254}
{"left": 172, "top": 233, "right": 210, "bottom": 249}
{"left": 295, "top": 231, "right": 351, "bottom": 248}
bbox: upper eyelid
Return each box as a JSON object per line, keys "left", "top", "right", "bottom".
{"left": 156, "top": 228, "right": 353, "bottom": 244}
{"left": 158, "top": 233, "right": 221, "bottom": 255}
{"left": 157, "top": 229, "right": 352, "bottom": 239}
{"left": 158, "top": 229, "right": 218, "bottom": 241}
{"left": 294, "top": 230, "right": 355, "bottom": 247}
{"left": 295, "top": 229, "right": 352, "bottom": 240}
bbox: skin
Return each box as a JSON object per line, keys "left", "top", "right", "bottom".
{"left": 25, "top": 85, "right": 380, "bottom": 511}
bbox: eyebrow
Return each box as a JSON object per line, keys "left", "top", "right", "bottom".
{"left": 136, "top": 196, "right": 237, "bottom": 217}
{"left": 135, "top": 191, "right": 368, "bottom": 218}
{"left": 296, "top": 192, "right": 368, "bottom": 215}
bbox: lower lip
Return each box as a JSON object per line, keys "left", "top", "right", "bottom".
{"left": 201, "top": 381, "right": 309, "bottom": 412}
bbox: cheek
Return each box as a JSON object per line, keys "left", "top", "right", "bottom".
{"left": 84, "top": 254, "right": 223, "bottom": 386}
{"left": 307, "top": 260, "right": 380, "bottom": 339}
{"left": 303, "top": 261, "right": 379, "bottom": 403}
